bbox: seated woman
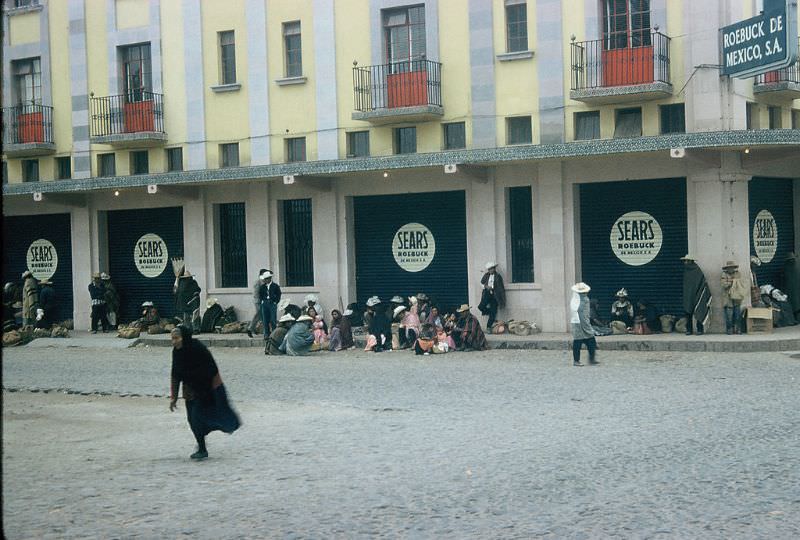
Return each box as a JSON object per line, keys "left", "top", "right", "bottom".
{"left": 414, "top": 323, "right": 437, "bottom": 355}
{"left": 265, "top": 314, "right": 294, "bottom": 355}
{"left": 365, "top": 297, "right": 390, "bottom": 352}
{"left": 328, "top": 309, "right": 354, "bottom": 351}
{"left": 633, "top": 299, "right": 660, "bottom": 334}
{"left": 610, "top": 288, "right": 634, "bottom": 329}
{"left": 133, "top": 301, "right": 161, "bottom": 331}
{"left": 425, "top": 306, "right": 443, "bottom": 328}
{"left": 307, "top": 306, "right": 328, "bottom": 344}
{"left": 279, "top": 314, "right": 314, "bottom": 356}
{"left": 396, "top": 305, "right": 421, "bottom": 349}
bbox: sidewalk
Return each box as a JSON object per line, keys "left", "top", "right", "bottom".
{"left": 24, "top": 326, "right": 799, "bottom": 353}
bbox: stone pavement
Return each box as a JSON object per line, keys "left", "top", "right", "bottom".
{"left": 16, "top": 325, "right": 800, "bottom": 353}
{"left": 3, "top": 345, "right": 800, "bottom": 538}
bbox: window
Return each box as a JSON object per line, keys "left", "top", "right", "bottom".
{"left": 768, "top": 106, "right": 782, "bottom": 129}
{"left": 166, "top": 147, "right": 183, "bottom": 172}
{"left": 130, "top": 150, "right": 149, "bottom": 174}
{"left": 384, "top": 5, "right": 426, "bottom": 64}
{"left": 286, "top": 137, "right": 307, "bottom": 162}
{"left": 508, "top": 186, "right": 534, "bottom": 283}
{"left": 394, "top": 126, "right": 417, "bottom": 154}
{"left": 56, "top": 157, "right": 71, "bottom": 180}
{"left": 443, "top": 122, "right": 466, "bottom": 149}
{"left": 575, "top": 111, "right": 600, "bottom": 140}
{"left": 660, "top": 103, "right": 685, "bottom": 134}
{"left": 614, "top": 107, "right": 642, "bottom": 138}
{"left": 746, "top": 102, "right": 759, "bottom": 130}
{"left": 220, "top": 143, "right": 239, "bottom": 168}
{"left": 219, "top": 31, "right": 236, "bottom": 84}
{"left": 120, "top": 43, "right": 152, "bottom": 102}
{"left": 792, "top": 109, "right": 800, "bottom": 130}
{"left": 98, "top": 153, "right": 116, "bottom": 176}
{"left": 507, "top": 116, "right": 532, "bottom": 145}
{"left": 14, "top": 0, "right": 40, "bottom": 6}
{"left": 22, "top": 159, "right": 39, "bottom": 182}
{"left": 505, "top": 0, "right": 528, "bottom": 53}
{"left": 603, "top": 0, "right": 651, "bottom": 49}
{"left": 283, "top": 199, "right": 314, "bottom": 287}
{"left": 12, "top": 58, "right": 41, "bottom": 106}
{"left": 346, "top": 131, "right": 370, "bottom": 157}
{"left": 283, "top": 22, "right": 302, "bottom": 77}
{"left": 217, "top": 202, "right": 248, "bottom": 288}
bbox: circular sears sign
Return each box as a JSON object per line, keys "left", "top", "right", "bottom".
{"left": 392, "top": 222, "right": 436, "bottom": 272}
{"left": 752, "top": 209, "right": 777, "bottom": 263}
{"left": 26, "top": 239, "right": 58, "bottom": 280}
{"left": 134, "top": 233, "right": 169, "bottom": 278}
{"left": 610, "top": 211, "right": 663, "bottom": 266}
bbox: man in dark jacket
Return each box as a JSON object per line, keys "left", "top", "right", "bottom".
{"left": 175, "top": 270, "right": 201, "bottom": 330}
{"left": 366, "top": 296, "right": 391, "bottom": 352}
{"left": 88, "top": 272, "right": 110, "bottom": 333}
{"left": 259, "top": 270, "right": 281, "bottom": 338}
{"left": 783, "top": 252, "right": 799, "bottom": 319}
{"left": 479, "top": 262, "right": 506, "bottom": 332}
{"left": 681, "top": 255, "right": 711, "bottom": 335}
{"left": 35, "top": 279, "right": 56, "bottom": 329}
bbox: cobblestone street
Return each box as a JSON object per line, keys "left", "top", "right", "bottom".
{"left": 3, "top": 345, "right": 800, "bottom": 539}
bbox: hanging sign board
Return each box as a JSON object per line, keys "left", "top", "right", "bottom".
{"left": 720, "top": 0, "right": 798, "bottom": 78}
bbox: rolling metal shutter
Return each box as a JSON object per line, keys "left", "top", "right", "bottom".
{"left": 107, "top": 207, "right": 183, "bottom": 322}
{"left": 2, "top": 213, "right": 73, "bottom": 322}
{"left": 353, "top": 190, "right": 468, "bottom": 312}
{"left": 580, "top": 178, "right": 688, "bottom": 317}
{"left": 748, "top": 177, "right": 795, "bottom": 288}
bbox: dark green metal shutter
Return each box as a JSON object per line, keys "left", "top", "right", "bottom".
{"left": 748, "top": 177, "right": 795, "bottom": 288}
{"left": 353, "top": 190, "right": 468, "bottom": 312}
{"left": 580, "top": 178, "right": 688, "bottom": 316}
{"left": 107, "top": 207, "right": 183, "bottom": 322}
{"left": 2, "top": 213, "right": 73, "bottom": 322}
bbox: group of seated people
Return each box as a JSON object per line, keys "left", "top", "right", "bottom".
{"left": 592, "top": 288, "right": 661, "bottom": 335}
{"left": 264, "top": 293, "right": 489, "bottom": 356}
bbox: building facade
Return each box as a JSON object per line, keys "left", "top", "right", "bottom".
{"left": 3, "top": 0, "right": 799, "bottom": 331}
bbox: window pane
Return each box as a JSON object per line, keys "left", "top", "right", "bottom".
{"left": 614, "top": 108, "right": 642, "bottom": 138}
{"left": 167, "top": 148, "right": 183, "bottom": 172}
{"left": 56, "top": 157, "right": 71, "bottom": 180}
{"left": 22, "top": 159, "right": 39, "bottom": 182}
{"left": 283, "top": 199, "right": 314, "bottom": 287}
{"left": 395, "top": 127, "right": 416, "bottom": 154}
{"left": 506, "top": 4, "right": 528, "bottom": 52}
{"left": 221, "top": 143, "right": 239, "bottom": 167}
{"left": 285, "top": 34, "right": 302, "bottom": 77}
{"left": 509, "top": 186, "right": 534, "bottom": 283}
{"left": 660, "top": 104, "right": 685, "bottom": 134}
{"left": 444, "top": 122, "right": 466, "bottom": 149}
{"left": 575, "top": 111, "right": 600, "bottom": 140}
{"left": 384, "top": 6, "right": 426, "bottom": 63}
{"left": 507, "top": 116, "right": 532, "bottom": 144}
{"left": 347, "top": 131, "right": 370, "bottom": 157}
{"left": 768, "top": 106, "right": 782, "bottom": 129}
{"left": 131, "top": 150, "right": 149, "bottom": 174}
{"left": 220, "top": 31, "right": 236, "bottom": 84}
{"left": 287, "top": 137, "right": 306, "bottom": 162}
{"left": 218, "top": 202, "right": 248, "bottom": 288}
{"left": 99, "top": 153, "right": 116, "bottom": 176}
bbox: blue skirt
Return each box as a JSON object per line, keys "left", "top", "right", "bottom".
{"left": 186, "top": 385, "right": 241, "bottom": 437}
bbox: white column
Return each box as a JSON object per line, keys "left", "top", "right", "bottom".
{"left": 71, "top": 206, "right": 93, "bottom": 329}
{"left": 538, "top": 161, "right": 569, "bottom": 332}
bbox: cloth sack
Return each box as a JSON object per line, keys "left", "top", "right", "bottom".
{"left": 659, "top": 314, "right": 676, "bottom": 333}
{"left": 33, "top": 327, "right": 50, "bottom": 338}
{"left": 220, "top": 322, "right": 242, "bottom": 334}
{"left": 3, "top": 330, "right": 22, "bottom": 347}
{"left": 491, "top": 321, "right": 507, "bottom": 335}
{"left": 632, "top": 316, "right": 652, "bottom": 335}
{"left": 61, "top": 319, "right": 74, "bottom": 330}
{"left": 118, "top": 327, "right": 141, "bottom": 339}
{"left": 50, "top": 326, "right": 69, "bottom": 338}
{"left": 674, "top": 317, "right": 688, "bottom": 333}
{"left": 147, "top": 325, "right": 167, "bottom": 334}
{"left": 508, "top": 320, "right": 539, "bottom": 336}
{"left": 610, "top": 320, "right": 628, "bottom": 334}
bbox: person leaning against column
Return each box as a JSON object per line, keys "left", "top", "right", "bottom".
{"left": 570, "top": 282, "right": 598, "bottom": 366}
{"left": 88, "top": 272, "right": 110, "bottom": 333}
{"left": 247, "top": 268, "right": 268, "bottom": 338}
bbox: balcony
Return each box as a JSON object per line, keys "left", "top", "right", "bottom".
{"left": 753, "top": 41, "right": 800, "bottom": 100}
{"left": 352, "top": 59, "right": 443, "bottom": 124}
{"left": 2, "top": 104, "right": 55, "bottom": 157}
{"left": 89, "top": 91, "right": 166, "bottom": 147}
{"left": 570, "top": 30, "right": 672, "bottom": 104}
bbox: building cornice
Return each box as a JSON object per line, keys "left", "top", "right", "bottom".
{"left": 3, "top": 130, "right": 799, "bottom": 196}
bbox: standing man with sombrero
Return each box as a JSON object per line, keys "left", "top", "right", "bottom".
{"left": 479, "top": 262, "right": 505, "bottom": 333}
{"left": 35, "top": 278, "right": 56, "bottom": 329}
{"left": 88, "top": 272, "right": 110, "bottom": 333}
{"left": 570, "top": 282, "right": 598, "bottom": 366}
{"left": 681, "top": 255, "right": 711, "bottom": 336}
{"left": 720, "top": 260, "right": 747, "bottom": 335}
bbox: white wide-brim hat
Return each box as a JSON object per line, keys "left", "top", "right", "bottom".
{"left": 571, "top": 282, "right": 591, "bottom": 293}
{"left": 142, "top": 301, "right": 154, "bottom": 307}
{"left": 304, "top": 294, "right": 318, "bottom": 303}
{"left": 260, "top": 271, "right": 273, "bottom": 279}
{"left": 279, "top": 314, "right": 296, "bottom": 323}
{"left": 390, "top": 295, "right": 405, "bottom": 304}
{"left": 393, "top": 305, "right": 407, "bottom": 318}
{"left": 456, "top": 304, "right": 471, "bottom": 313}
{"left": 100, "top": 272, "right": 110, "bottom": 280}
{"left": 366, "top": 296, "right": 381, "bottom": 307}
{"left": 206, "top": 297, "right": 218, "bottom": 309}
{"left": 615, "top": 288, "right": 628, "bottom": 298}
{"left": 296, "top": 314, "right": 313, "bottom": 322}
{"left": 680, "top": 254, "right": 695, "bottom": 261}
{"left": 485, "top": 261, "right": 498, "bottom": 270}
{"left": 343, "top": 309, "right": 354, "bottom": 316}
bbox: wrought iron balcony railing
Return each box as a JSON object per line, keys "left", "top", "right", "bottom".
{"left": 2, "top": 103, "right": 54, "bottom": 146}
{"left": 570, "top": 30, "right": 671, "bottom": 92}
{"left": 754, "top": 40, "right": 800, "bottom": 86}
{"left": 89, "top": 91, "right": 164, "bottom": 137}
{"left": 353, "top": 59, "right": 442, "bottom": 113}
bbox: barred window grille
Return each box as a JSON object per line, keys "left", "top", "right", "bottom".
{"left": 218, "top": 202, "right": 248, "bottom": 288}
{"left": 283, "top": 199, "right": 314, "bottom": 287}
{"left": 509, "top": 186, "right": 534, "bottom": 283}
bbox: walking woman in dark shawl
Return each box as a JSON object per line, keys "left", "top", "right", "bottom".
{"left": 169, "top": 325, "right": 241, "bottom": 460}
{"left": 681, "top": 255, "right": 712, "bottom": 335}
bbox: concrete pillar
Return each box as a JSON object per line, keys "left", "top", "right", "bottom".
{"left": 312, "top": 188, "right": 340, "bottom": 314}
{"left": 245, "top": 183, "right": 271, "bottom": 281}
{"left": 538, "top": 161, "right": 569, "bottom": 332}
{"left": 688, "top": 152, "right": 752, "bottom": 331}
{"left": 183, "top": 195, "right": 208, "bottom": 305}
{"left": 468, "top": 175, "right": 496, "bottom": 310}
{"left": 71, "top": 206, "right": 93, "bottom": 329}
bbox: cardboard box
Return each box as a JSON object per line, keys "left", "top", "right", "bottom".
{"left": 746, "top": 307, "right": 773, "bottom": 334}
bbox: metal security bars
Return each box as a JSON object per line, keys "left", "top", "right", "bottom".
{"left": 218, "top": 202, "right": 248, "bottom": 288}
{"left": 90, "top": 92, "right": 164, "bottom": 137}
{"left": 283, "top": 199, "right": 314, "bottom": 287}
{"left": 570, "top": 30, "right": 670, "bottom": 91}
{"left": 2, "top": 104, "right": 53, "bottom": 145}
{"left": 754, "top": 40, "right": 800, "bottom": 85}
{"left": 353, "top": 60, "right": 442, "bottom": 112}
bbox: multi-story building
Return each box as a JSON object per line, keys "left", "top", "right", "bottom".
{"left": 3, "top": 0, "right": 799, "bottom": 332}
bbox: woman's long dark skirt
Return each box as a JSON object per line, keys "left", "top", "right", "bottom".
{"left": 185, "top": 385, "right": 241, "bottom": 439}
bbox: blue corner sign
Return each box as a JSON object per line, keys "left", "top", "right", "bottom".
{"left": 721, "top": 0, "right": 798, "bottom": 78}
